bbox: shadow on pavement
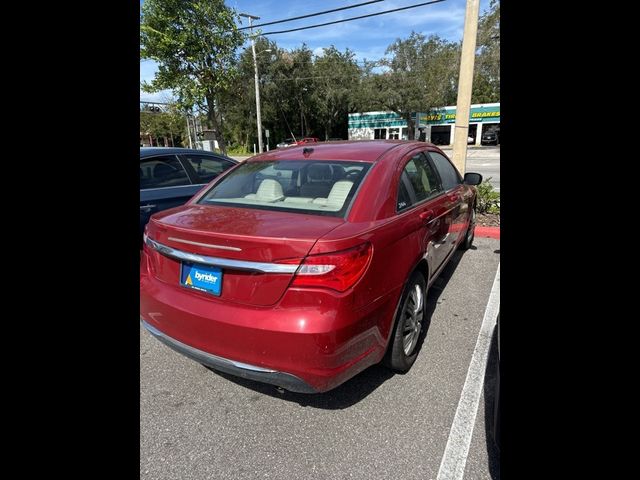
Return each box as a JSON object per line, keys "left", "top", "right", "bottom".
{"left": 209, "top": 364, "right": 395, "bottom": 409}
{"left": 206, "top": 251, "right": 468, "bottom": 409}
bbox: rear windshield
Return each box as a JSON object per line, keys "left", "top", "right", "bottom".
{"left": 198, "top": 160, "right": 371, "bottom": 217}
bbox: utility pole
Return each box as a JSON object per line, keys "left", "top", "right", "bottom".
{"left": 240, "top": 13, "right": 263, "bottom": 154}
{"left": 191, "top": 116, "right": 199, "bottom": 148}
{"left": 185, "top": 114, "right": 193, "bottom": 149}
{"left": 451, "top": 0, "right": 480, "bottom": 175}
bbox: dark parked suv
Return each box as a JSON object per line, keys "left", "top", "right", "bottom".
{"left": 140, "top": 147, "right": 237, "bottom": 243}
{"left": 481, "top": 129, "right": 499, "bottom": 146}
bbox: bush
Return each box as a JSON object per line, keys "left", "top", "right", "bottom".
{"left": 226, "top": 144, "right": 251, "bottom": 155}
{"left": 227, "top": 144, "right": 252, "bottom": 155}
{"left": 476, "top": 178, "right": 500, "bottom": 214}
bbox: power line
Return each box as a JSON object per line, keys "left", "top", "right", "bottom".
{"left": 237, "top": 0, "right": 385, "bottom": 31}
{"left": 265, "top": 70, "right": 444, "bottom": 82}
{"left": 255, "top": 57, "right": 388, "bottom": 65}
{"left": 144, "top": 54, "right": 389, "bottom": 70}
{"left": 268, "top": 74, "right": 362, "bottom": 82}
{"left": 260, "top": 0, "right": 447, "bottom": 36}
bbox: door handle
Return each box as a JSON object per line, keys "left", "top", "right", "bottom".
{"left": 140, "top": 204, "right": 156, "bottom": 212}
{"left": 419, "top": 210, "right": 435, "bottom": 223}
{"left": 447, "top": 193, "right": 460, "bottom": 202}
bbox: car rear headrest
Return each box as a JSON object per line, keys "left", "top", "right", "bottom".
{"left": 322, "top": 180, "right": 354, "bottom": 209}
{"left": 255, "top": 179, "right": 284, "bottom": 202}
{"left": 307, "top": 164, "right": 333, "bottom": 183}
{"left": 331, "top": 165, "right": 346, "bottom": 181}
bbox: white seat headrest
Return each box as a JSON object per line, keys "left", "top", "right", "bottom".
{"left": 325, "top": 180, "right": 354, "bottom": 208}
{"left": 255, "top": 179, "right": 284, "bottom": 202}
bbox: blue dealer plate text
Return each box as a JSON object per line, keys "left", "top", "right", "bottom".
{"left": 180, "top": 262, "right": 222, "bottom": 296}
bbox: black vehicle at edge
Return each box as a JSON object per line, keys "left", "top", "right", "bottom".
{"left": 481, "top": 129, "right": 499, "bottom": 146}
{"left": 140, "top": 147, "right": 237, "bottom": 244}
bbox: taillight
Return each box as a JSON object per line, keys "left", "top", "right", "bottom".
{"left": 287, "top": 242, "right": 373, "bottom": 292}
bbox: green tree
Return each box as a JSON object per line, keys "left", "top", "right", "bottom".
{"left": 311, "top": 47, "right": 360, "bottom": 140}
{"left": 140, "top": 0, "right": 244, "bottom": 154}
{"left": 220, "top": 37, "right": 287, "bottom": 151}
{"left": 350, "top": 59, "right": 380, "bottom": 114}
{"left": 373, "top": 33, "right": 460, "bottom": 139}
{"left": 472, "top": 0, "right": 500, "bottom": 103}
{"left": 252, "top": 41, "right": 308, "bottom": 148}
{"left": 280, "top": 45, "right": 315, "bottom": 139}
{"left": 226, "top": 42, "right": 320, "bottom": 148}
{"left": 218, "top": 43, "right": 259, "bottom": 151}
{"left": 140, "top": 103, "right": 189, "bottom": 146}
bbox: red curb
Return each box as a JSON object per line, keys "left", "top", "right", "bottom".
{"left": 475, "top": 226, "right": 500, "bottom": 239}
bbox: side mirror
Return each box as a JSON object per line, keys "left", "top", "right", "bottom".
{"left": 464, "top": 172, "right": 483, "bottom": 185}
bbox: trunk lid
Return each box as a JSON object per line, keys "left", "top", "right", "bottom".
{"left": 145, "top": 204, "right": 344, "bottom": 306}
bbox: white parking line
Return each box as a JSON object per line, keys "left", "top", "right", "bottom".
{"left": 436, "top": 264, "right": 500, "bottom": 480}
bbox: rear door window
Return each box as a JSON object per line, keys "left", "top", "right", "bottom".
{"left": 182, "top": 154, "right": 235, "bottom": 183}
{"left": 397, "top": 153, "right": 442, "bottom": 211}
{"left": 428, "top": 151, "right": 462, "bottom": 191}
{"left": 140, "top": 155, "right": 191, "bottom": 189}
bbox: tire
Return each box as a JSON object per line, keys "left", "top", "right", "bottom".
{"left": 384, "top": 271, "right": 427, "bottom": 372}
{"left": 459, "top": 206, "right": 476, "bottom": 250}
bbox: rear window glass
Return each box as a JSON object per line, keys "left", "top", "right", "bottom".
{"left": 198, "top": 160, "right": 371, "bottom": 217}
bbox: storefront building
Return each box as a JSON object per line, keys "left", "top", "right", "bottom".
{"left": 347, "top": 102, "right": 500, "bottom": 146}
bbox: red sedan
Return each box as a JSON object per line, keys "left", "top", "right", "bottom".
{"left": 296, "top": 137, "right": 319, "bottom": 145}
{"left": 140, "top": 140, "right": 482, "bottom": 393}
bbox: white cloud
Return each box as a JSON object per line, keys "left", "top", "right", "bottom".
{"left": 140, "top": 90, "right": 174, "bottom": 103}
{"left": 140, "top": 60, "right": 175, "bottom": 102}
{"left": 274, "top": 20, "right": 363, "bottom": 45}
{"left": 138, "top": 0, "right": 484, "bottom": 101}
{"left": 351, "top": 46, "right": 389, "bottom": 62}
{"left": 260, "top": 0, "right": 468, "bottom": 59}
{"left": 366, "top": 1, "right": 467, "bottom": 39}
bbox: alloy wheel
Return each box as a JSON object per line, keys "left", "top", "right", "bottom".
{"left": 402, "top": 284, "right": 424, "bottom": 355}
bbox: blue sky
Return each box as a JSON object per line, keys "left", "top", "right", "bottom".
{"left": 140, "top": 0, "right": 491, "bottom": 102}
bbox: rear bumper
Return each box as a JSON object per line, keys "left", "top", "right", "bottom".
{"left": 141, "top": 318, "right": 316, "bottom": 393}
{"left": 140, "top": 250, "right": 400, "bottom": 392}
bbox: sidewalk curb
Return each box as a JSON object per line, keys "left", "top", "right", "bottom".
{"left": 475, "top": 226, "right": 500, "bottom": 239}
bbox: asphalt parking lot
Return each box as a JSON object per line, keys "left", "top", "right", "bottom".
{"left": 140, "top": 237, "right": 501, "bottom": 480}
